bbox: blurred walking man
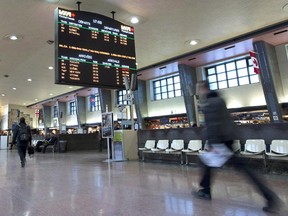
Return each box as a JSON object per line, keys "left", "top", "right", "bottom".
{"left": 194, "top": 81, "right": 280, "bottom": 213}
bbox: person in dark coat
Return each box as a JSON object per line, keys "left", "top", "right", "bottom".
{"left": 12, "top": 117, "right": 32, "bottom": 167}
{"left": 193, "top": 81, "right": 280, "bottom": 213}
{"left": 42, "top": 133, "right": 57, "bottom": 153}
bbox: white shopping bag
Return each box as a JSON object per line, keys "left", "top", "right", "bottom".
{"left": 198, "top": 144, "right": 233, "bottom": 167}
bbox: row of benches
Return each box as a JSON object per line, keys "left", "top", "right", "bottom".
{"left": 138, "top": 139, "right": 288, "bottom": 165}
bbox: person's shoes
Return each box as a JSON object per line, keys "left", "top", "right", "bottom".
{"left": 21, "top": 162, "right": 25, "bottom": 168}
{"left": 263, "top": 197, "right": 281, "bottom": 214}
{"left": 192, "top": 189, "right": 211, "bottom": 200}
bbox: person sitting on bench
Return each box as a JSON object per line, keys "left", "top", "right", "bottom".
{"left": 42, "top": 133, "right": 57, "bottom": 153}
{"left": 35, "top": 137, "right": 49, "bottom": 152}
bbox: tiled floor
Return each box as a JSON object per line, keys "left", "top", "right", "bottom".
{"left": 0, "top": 150, "right": 287, "bottom": 216}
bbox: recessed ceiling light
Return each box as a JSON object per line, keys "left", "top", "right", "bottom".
{"left": 48, "top": 66, "right": 54, "bottom": 70}
{"left": 3, "top": 34, "right": 23, "bottom": 41}
{"left": 135, "top": 62, "right": 139, "bottom": 66}
{"left": 69, "top": 86, "right": 73, "bottom": 89}
{"left": 189, "top": 39, "right": 200, "bottom": 46}
{"left": 27, "top": 78, "right": 32, "bottom": 82}
{"left": 35, "top": 98, "right": 38, "bottom": 101}
{"left": 12, "top": 87, "right": 16, "bottom": 90}
{"left": 49, "top": 93, "right": 53, "bottom": 96}
{"left": 130, "top": 17, "right": 139, "bottom": 24}
{"left": 1, "top": 94, "right": 5, "bottom": 97}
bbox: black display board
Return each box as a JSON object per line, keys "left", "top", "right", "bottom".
{"left": 55, "top": 8, "right": 136, "bottom": 89}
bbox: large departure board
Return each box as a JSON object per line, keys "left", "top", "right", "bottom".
{"left": 55, "top": 8, "right": 136, "bottom": 89}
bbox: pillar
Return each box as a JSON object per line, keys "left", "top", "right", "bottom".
{"left": 74, "top": 95, "right": 86, "bottom": 128}
{"left": 42, "top": 105, "right": 51, "bottom": 135}
{"left": 99, "top": 89, "right": 112, "bottom": 113}
{"left": 253, "top": 41, "right": 283, "bottom": 123}
{"left": 178, "top": 64, "right": 197, "bottom": 126}
{"left": 133, "top": 80, "right": 148, "bottom": 129}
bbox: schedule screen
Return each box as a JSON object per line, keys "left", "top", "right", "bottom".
{"left": 55, "top": 8, "right": 136, "bottom": 89}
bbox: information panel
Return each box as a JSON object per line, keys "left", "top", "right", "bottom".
{"left": 55, "top": 8, "right": 136, "bottom": 89}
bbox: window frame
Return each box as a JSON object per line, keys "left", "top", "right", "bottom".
{"left": 152, "top": 74, "right": 182, "bottom": 101}
{"left": 69, "top": 101, "right": 76, "bottom": 115}
{"left": 206, "top": 57, "right": 259, "bottom": 90}
{"left": 90, "top": 95, "right": 101, "bottom": 112}
{"left": 53, "top": 105, "right": 58, "bottom": 118}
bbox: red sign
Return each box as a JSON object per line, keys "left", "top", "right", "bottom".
{"left": 35, "top": 109, "right": 39, "bottom": 118}
{"left": 249, "top": 51, "right": 260, "bottom": 74}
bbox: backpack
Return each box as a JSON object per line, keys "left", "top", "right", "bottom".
{"left": 18, "top": 124, "right": 31, "bottom": 142}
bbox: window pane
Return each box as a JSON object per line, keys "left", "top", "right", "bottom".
{"left": 167, "top": 78, "right": 173, "bottom": 85}
{"left": 161, "top": 79, "right": 167, "bottom": 86}
{"left": 167, "top": 84, "right": 174, "bottom": 91}
{"left": 237, "top": 68, "right": 248, "bottom": 77}
{"left": 174, "top": 83, "right": 181, "bottom": 90}
{"left": 168, "top": 91, "right": 174, "bottom": 98}
{"left": 154, "top": 81, "right": 160, "bottom": 88}
{"left": 226, "top": 62, "right": 235, "bottom": 71}
{"left": 119, "top": 96, "right": 122, "bottom": 101}
{"left": 239, "top": 77, "right": 249, "bottom": 85}
{"left": 162, "top": 93, "right": 168, "bottom": 99}
{"left": 208, "top": 75, "right": 217, "bottom": 82}
{"left": 250, "top": 75, "right": 259, "bottom": 83}
{"left": 175, "top": 90, "right": 182, "bottom": 97}
{"left": 155, "top": 87, "right": 161, "bottom": 94}
{"left": 155, "top": 94, "right": 161, "bottom": 100}
{"left": 218, "top": 81, "right": 227, "bottom": 89}
{"left": 248, "top": 66, "right": 255, "bottom": 75}
{"left": 236, "top": 59, "right": 247, "bottom": 69}
{"left": 174, "top": 76, "right": 180, "bottom": 83}
{"left": 217, "top": 73, "right": 226, "bottom": 81}
{"left": 210, "top": 82, "right": 218, "bottom": 90}
{"left": 161, "top": 86, "right": 167, "bottom": 92}
{"left": 227, "top": 70, "right": 237, "bottom": 79}
{"left": 228, "top": 79, "right": 238, "bottom": 87}
{"left": 216, "top": 65, "right": 225, "bottom": 73}
{"left": 248, "top": 58, "right": 252, "bottom": 66}
{"left": 207, "top": 68, "right": 215, "bottom": 75}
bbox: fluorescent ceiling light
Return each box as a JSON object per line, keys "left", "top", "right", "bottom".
{"left": 27, "top": 78, "right": 32, "bottom": 82}
{"left": 48, "top": 66, "right": 54, "bottom": 70}
{"left": 69, "top": 86, "right": 73, "bottom": 89}
{"left": 12, "top": 87, "right": 16, "bottom": 90}
{"left": 49, "top": 93, "right": 53, "bottom": 96}
{"left": 130, "top": 17, "right": 139, "bottom": 24}
{"left": 34, "top": 98, "right": 38, "bottom": 101}
{"left": 1, "top": 94, "right": 5, "bottom": 97}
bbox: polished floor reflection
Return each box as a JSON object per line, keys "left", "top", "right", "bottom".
{"left": 0, "top": 150, "right": 287, "bottom": 216}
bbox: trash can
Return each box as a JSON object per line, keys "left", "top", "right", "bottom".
{"left": 58, "top": 140, "right": 67, "bottom": 153}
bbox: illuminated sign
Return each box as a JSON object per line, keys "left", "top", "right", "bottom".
{"left": 55, "top": 8, "right": 137, "bottom": 89}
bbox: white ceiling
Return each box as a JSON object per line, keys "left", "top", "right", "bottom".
{"left": 1, "top": 0, "right": 288, "bottom": 108}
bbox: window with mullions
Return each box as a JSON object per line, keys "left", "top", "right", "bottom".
{"left": 153, "top": 75, "right": 182, "bottom": 100}
{"left": 69, "top": 101, "right": 76, "bottom": 115}
{"left": 53, "top": 106, "right": 58, "bottom": 118}
{"left": 206, "top": 57, "right": 259, "bottom": 90}
{"left": 117, "top": 90, "right": 129, "bottom": 105}
{"left": 90, "top": 95, "right": 101, "bottom": 112}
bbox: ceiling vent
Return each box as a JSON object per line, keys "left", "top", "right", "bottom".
{"left": 46, "top": 40, "right": 54, "bottom": 45}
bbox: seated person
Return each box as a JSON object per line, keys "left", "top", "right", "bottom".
{"left": 35, "top": 138, "right": 48, "bottom": 152}
{"left": 42, "top": 133, "right": 58, "bottom": 153}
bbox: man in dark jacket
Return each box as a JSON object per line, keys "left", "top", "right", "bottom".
{"left": 194, "top": 81, "right": 280, "bottom": 213}
{"left": 42, "top": 133, "right": 57, "bottom": 153}
{"left": 12, "top": 117, "right": 32, "bottom": 167}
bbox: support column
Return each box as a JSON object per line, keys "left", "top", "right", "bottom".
{"left": 178, "top": 64, "right": 197, "bottom": 127}
{"left": 253, "top": 41, "right": 283, "bottom": 123}
{"left": 99, "top": 89, "right": 112, "bottom": 113}
{"left": 75, "top": 95, "right": 86, "bottom": 128}
{"left": 57, "top": 101, "right": 67, "bottom": 133}
{"left": 133, "top": 80, "right": 148, "bottom": 129}
{"left": 42, "top": 105, "right": 52, "bottom": 135}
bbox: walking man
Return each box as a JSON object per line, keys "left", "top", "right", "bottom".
{"left": 194, "top": 81, "right": 280, "bottom": 213}
{"left": 12, "top": 117, "right": 32, "bottom": 167}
